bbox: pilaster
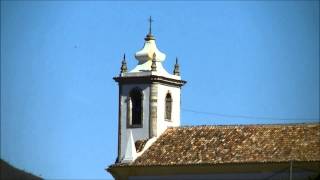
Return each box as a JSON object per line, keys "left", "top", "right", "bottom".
{"left": 117, "top": 85, "right": 122, "bottom": 162}
{"left": 149, "top": 83, "right": 158, "bottom": 138}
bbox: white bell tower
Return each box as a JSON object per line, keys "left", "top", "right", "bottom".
{"left": 113, "top": 17, "right": 186, "bottom": 163}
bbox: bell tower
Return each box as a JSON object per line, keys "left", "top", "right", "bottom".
{"left": 113, "top": 17, "right": 186, "bottom": 163}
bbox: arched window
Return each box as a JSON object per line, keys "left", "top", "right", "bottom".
{"left": 165, "top": 93, "right": 172, "bottom": 121}
{"left": 128, "top": 88, "right": 143, "bottom": 127}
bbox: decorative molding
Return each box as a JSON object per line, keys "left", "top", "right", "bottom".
{"left": 108, "top": 161, "right": 320, "bottom": 180}
{"left": 173, "top": 57, "right": 180, "bottom": 76}
{"left": 151, "top": 53, "right": 157, "bottom": 71}
{"left": 150, "top": 99, "right": 157, "bottom": 103}
{"left": 120, "top": 54, "right": 128, "bottom": 74}
{"left": 113, "top": 75, "right": 186, "bottom": 87}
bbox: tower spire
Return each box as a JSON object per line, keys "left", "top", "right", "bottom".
{"left": 120, "top": 53, "right": 127, "bottom": 74}
{"left": 173, "top": 57, "right": 180, "bottom": 76}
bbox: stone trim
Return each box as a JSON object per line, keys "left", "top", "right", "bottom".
{"left": 116, "top": 85, "right": 122, "bottom": 163}
{"left": 149, "top": 83, "right": 158, "bottom": 138}
{"left": 113, "top": 75, "right": 186, "bottom": 87}
{"left": 126, "top": 87, "right": 143, "bottom": 129}
{"left": 164, "top": 92, "right": 172, "bottom": 122}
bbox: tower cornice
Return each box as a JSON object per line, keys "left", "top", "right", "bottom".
{"left": 113, "top": 75, "right": 186, "bottom": 87}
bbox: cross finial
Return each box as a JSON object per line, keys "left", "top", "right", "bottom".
{"left": 148, "top": 16, "right": 153, "bottom": 35}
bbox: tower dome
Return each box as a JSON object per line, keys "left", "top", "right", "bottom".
{"left": 135, "top": 16, "right": 166, "bottom": 63}
{"left": 130, "top": 17, "right": 171, "bottom": 75}
{"left": 134, "top": 35, "right": 166, "bottom": 63}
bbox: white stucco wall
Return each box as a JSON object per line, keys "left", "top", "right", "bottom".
{"left": 120, "top": 84, "right": 150, "bottom": 160}
{"left": 119, "top": 82, "right": 181, "bottom": 160}
{"left": 156, "top": 84, "right": 181, "bottom": 136}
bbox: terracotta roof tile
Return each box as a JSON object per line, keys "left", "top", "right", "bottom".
{"left": 131, "top": 124, "right": 320, "bottom": 166}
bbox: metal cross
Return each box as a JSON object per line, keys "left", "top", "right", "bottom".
{"left": 148, "top": 16, "right": 153, "bottom": 34}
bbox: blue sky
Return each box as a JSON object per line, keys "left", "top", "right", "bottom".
{"left": 1, "top": 1, "right": 319, "bottom": 179}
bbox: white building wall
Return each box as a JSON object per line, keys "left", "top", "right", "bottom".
{"left": 156, "top": 84, "right": 181, "bottom": 136}
{"left": 120, "top": 84, "right": 150, "bottom": 160}
{"left": 119, "top": 83, "right": 181, "bottom": 160}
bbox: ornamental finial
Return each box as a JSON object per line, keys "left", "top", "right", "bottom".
{"left": 145, "top": 16, "right": 155, "bottom": 41}
{"left": 120, "top": 53, "right": 127, "bottom": 74}
{"left": 151, "top": 53, "right": 157, "bottom": 71}
{"left": 173, "top": 57, "right": 180, "bottom": 76}
{"left": 148, "top": 16, "right": 153, "bottom": 35}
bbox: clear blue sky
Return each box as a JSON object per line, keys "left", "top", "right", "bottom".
{"left": 1, "top": 1, "right": 319, "bottom": 179}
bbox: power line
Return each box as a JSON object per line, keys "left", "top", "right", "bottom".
{"left": 181, "top": 108, "right": 320, "bottom": 121}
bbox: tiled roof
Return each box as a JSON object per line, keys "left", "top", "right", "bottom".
{"left": 131, "top": 123, "right": 320, "bottom": 166}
